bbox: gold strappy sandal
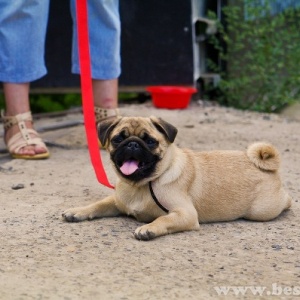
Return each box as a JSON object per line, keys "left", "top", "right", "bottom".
{"left": 95, "top": 107, "right": 120, "bottom": 148}
{"left": 1, "top": 110, "right": 50, "bottom": 159}
{"left": 94, "top": 107, "right": 120, "bottom": 123}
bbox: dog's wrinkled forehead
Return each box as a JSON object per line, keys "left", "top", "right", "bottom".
{"left": 113, "top": 117, "right": 155, "bottom": 137}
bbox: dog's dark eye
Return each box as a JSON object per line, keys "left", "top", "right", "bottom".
{"left": 145, "top": 137, "right": 158, "bottom": 148}
{"left": 112, "top": 135, "right": 124, "bottom": 145}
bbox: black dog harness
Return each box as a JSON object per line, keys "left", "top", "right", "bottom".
{"left": 148, "top": 182, "right": 169, "bottom": 213}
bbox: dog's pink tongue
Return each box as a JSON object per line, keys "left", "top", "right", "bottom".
{"left": 120, "top": 160, "right": 139, "bottom": 175}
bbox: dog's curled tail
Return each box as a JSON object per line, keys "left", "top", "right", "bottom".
{"left": 247, "top": 142, "right": 280, "bottom": 171}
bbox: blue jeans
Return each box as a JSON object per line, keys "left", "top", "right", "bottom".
{"left": 70, "top": 0, "right": 121, "bottom": 79}
{"left": 0, "top": 0, "right": 121, "bottom": 83}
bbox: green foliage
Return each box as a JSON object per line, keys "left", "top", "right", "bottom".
{"left": 0, "top": 93, "right": 82, "bottom": 113}
{"left": 207, "top": 0, "right": 300, "bottom": 112}
{"left": 0, "top": 92, "right": 139, "bottom": 113}
{"left": 29, "top": 94, "right": 82, "bottom": 113}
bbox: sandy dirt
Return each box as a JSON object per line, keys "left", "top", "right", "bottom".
{"left": 0, "top": 101, "right": 299, "bottom": 299}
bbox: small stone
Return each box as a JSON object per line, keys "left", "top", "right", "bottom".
{"left": 271, "top": 244, "right": 282, "bottom": 251}
{"left": 12, "top": 184, "right": 25, "bottom": 190}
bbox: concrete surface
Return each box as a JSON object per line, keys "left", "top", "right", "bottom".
{"left": 0, "top": 102, "right": 299, "bottom": 299}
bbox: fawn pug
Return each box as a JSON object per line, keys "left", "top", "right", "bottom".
{"left": 62, "top": 116, "right": 292, "bottom": 240}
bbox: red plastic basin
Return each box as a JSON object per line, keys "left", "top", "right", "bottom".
{"left": 146, "top": 86, "right": 197, "bottom": 109}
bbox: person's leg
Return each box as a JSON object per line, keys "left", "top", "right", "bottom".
{"left": 0, "top": 0, "right": 50, "bottom": 157}
{"left": 70, "top": 0, "right": 120, "bottom": 116}
{"left": 92, "top": 79, "right": 118, "bottom": 109}
{"left": 3, "top": 83, "right": 30, "bottom": 116}
{"left": 3, "top": 83, "right": 47, "bottom": 156}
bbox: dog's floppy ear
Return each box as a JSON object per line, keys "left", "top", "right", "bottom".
{"left": 150, "top": 117, "right": 178, "bottom": 143}
{"left": 98, "top": 117, "right": 121, "bottom": 147}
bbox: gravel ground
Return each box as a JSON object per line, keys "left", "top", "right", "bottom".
{"left": 0, "top": 102, "right": 299, "bottom": 300}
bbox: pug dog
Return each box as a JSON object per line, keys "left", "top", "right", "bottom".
{"left": 62, "top": 116, "right": 292, "bottom": 240}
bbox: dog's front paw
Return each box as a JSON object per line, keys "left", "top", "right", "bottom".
{"left": 62, "top": 207, "right": 95, "bottom": 222}
{"left": 134, "top": 224, "right": 159, "bottom": 241}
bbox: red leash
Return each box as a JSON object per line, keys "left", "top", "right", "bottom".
{"left": 75, "top": 0, "right": 114, "bottom": 189}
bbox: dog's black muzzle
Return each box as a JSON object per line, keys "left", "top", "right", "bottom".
{"left": 111, "top": 137, "right": 160, "bottom": 182}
